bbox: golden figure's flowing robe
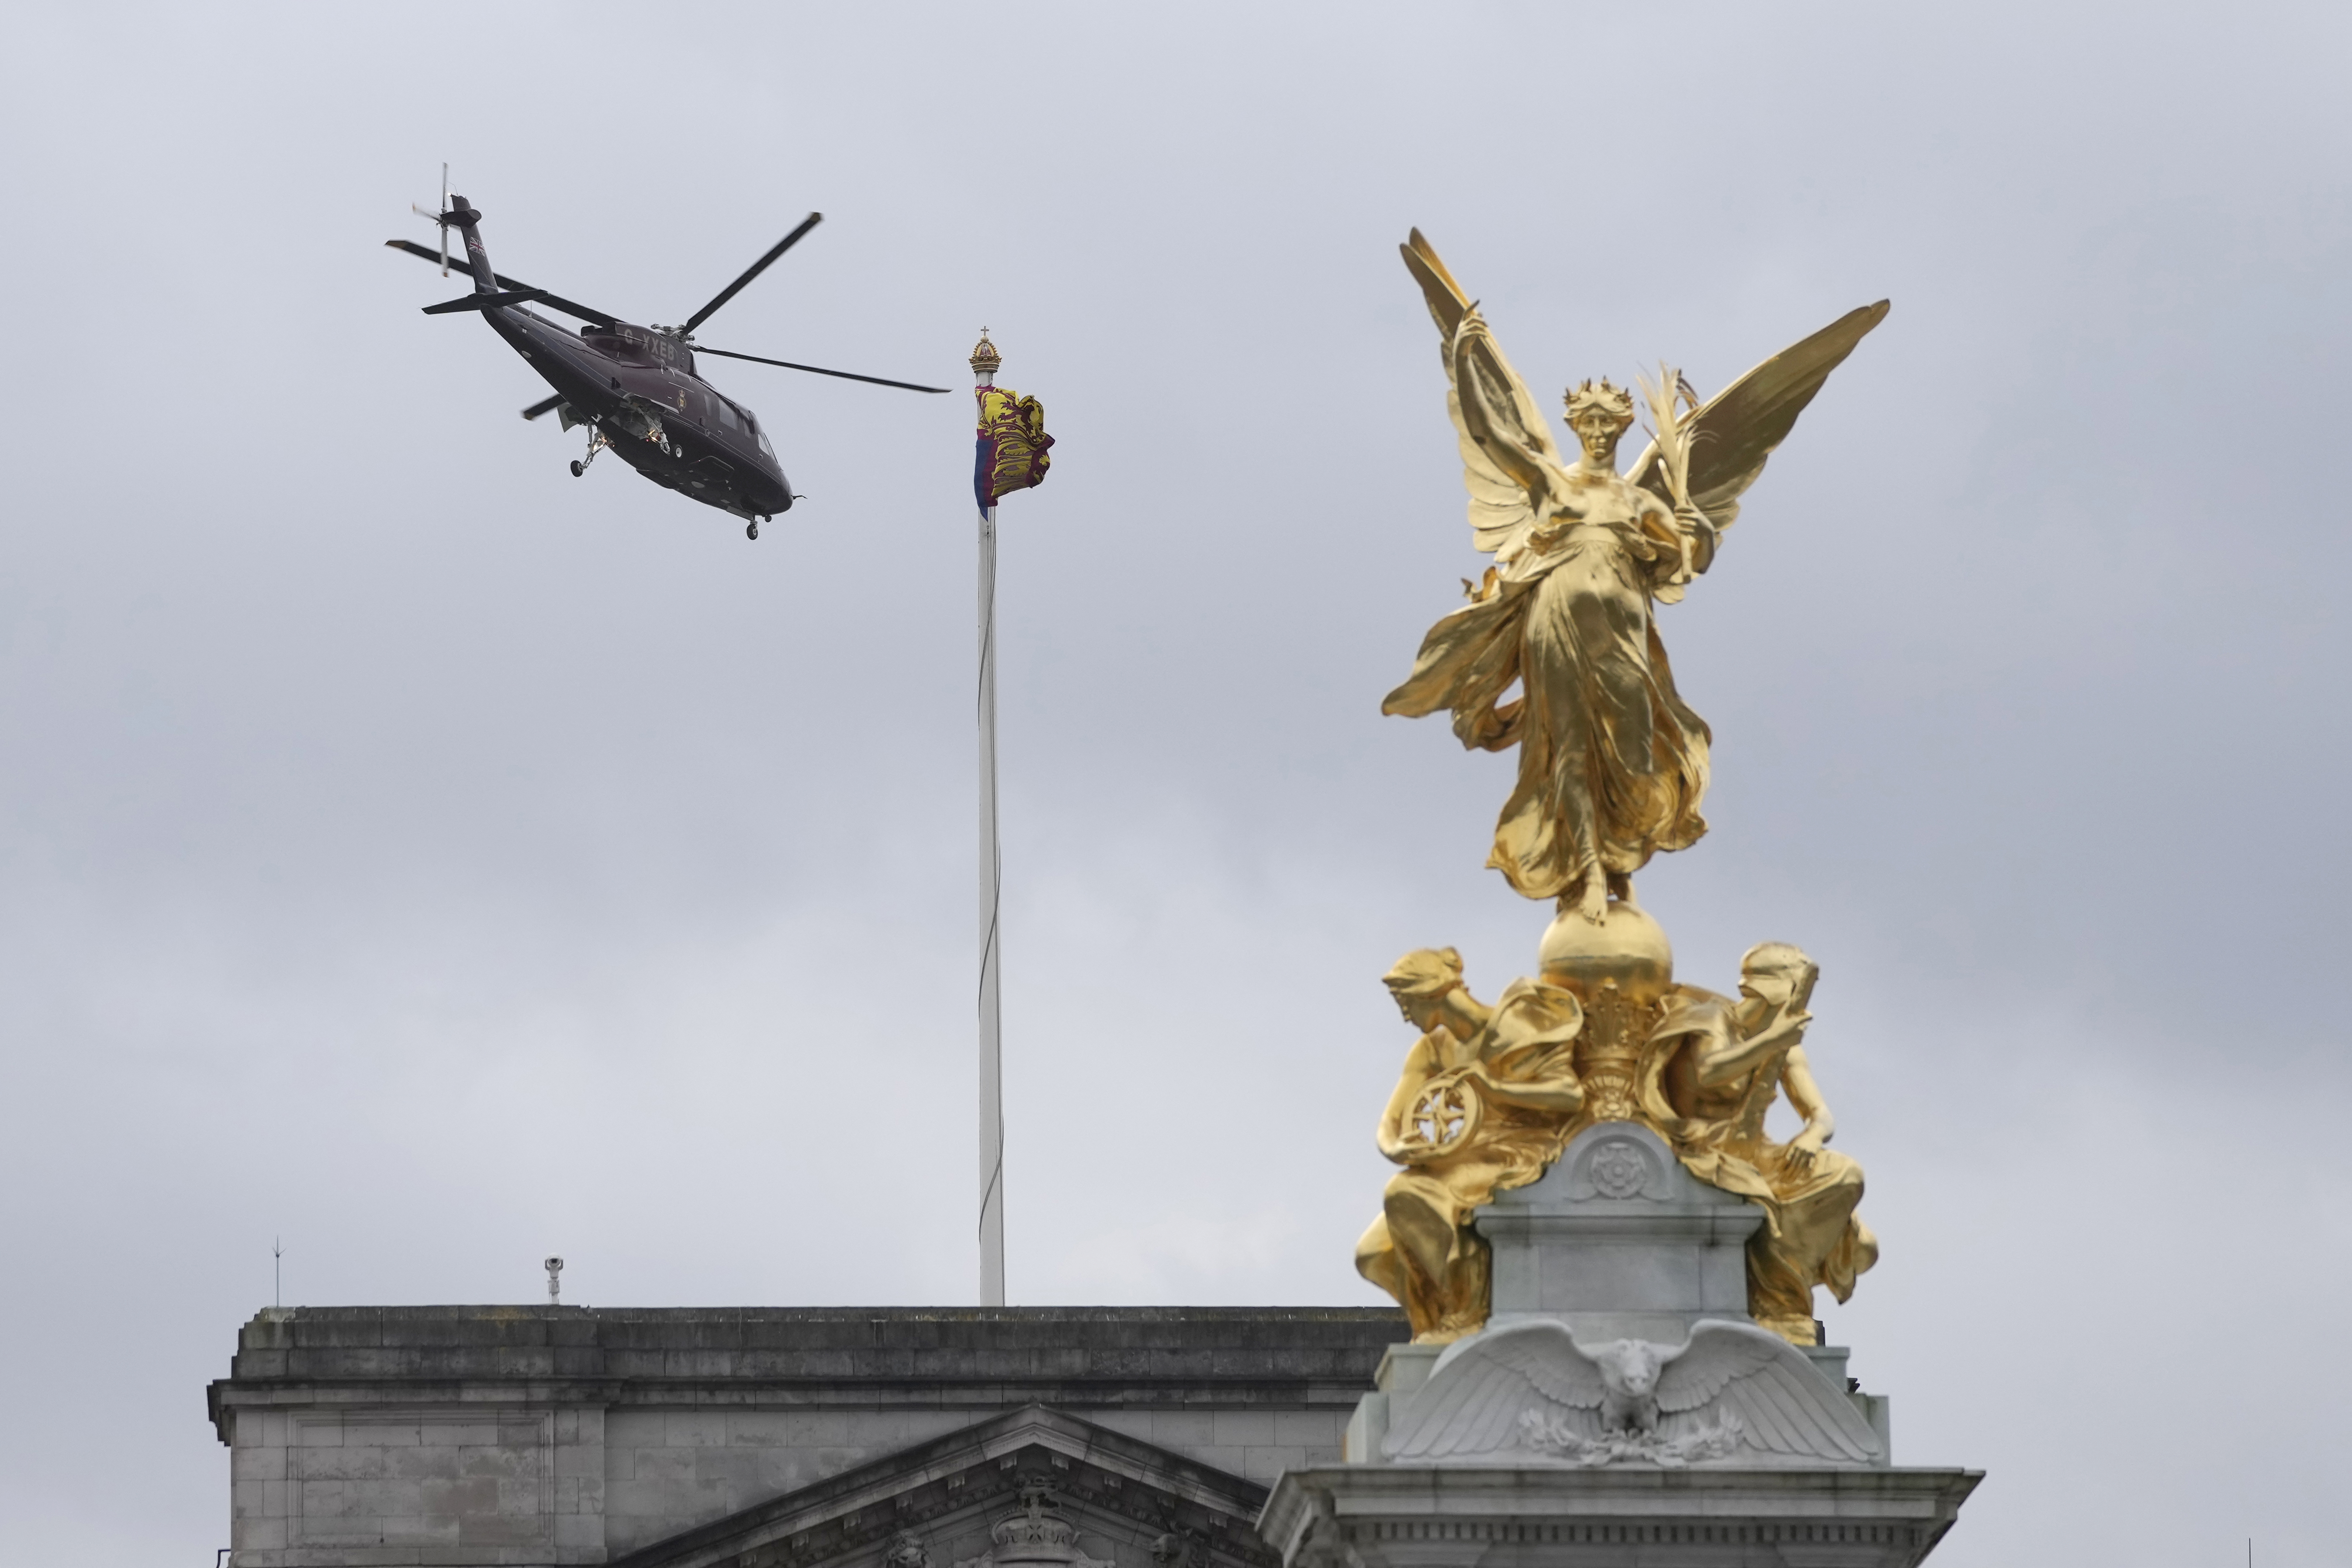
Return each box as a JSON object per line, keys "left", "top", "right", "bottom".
{"left": 1356, "top": 979, "right": 1586, "bottom": 1342}
{"left": 1639, "top": 990, "right": 1877, "bottom": 1343}
{"left": 1383, "top": 491, "right": 1712, "bottom": 901}
{"left": 1385, "top": 229, "right": 1889, "bottom": 906}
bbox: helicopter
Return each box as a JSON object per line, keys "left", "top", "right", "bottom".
{"left": 388, "top": 173, "right": 948, "bottom": 539}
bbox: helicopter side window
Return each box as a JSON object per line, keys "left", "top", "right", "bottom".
{"left": 715, "top": 399, "right": 740, "bottom": 433}
{"left": 745, "top": 415, "right": 774, "bottom": 460}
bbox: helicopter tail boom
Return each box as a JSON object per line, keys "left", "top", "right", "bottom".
{"left": 444, "top": 195, "right": 496, "bottom": 294}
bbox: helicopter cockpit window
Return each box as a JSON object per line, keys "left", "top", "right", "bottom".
{"left": 716, "top": 400, "right": 740, "bottom": 432}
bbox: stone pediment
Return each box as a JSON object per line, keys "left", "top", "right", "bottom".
{"left": 609, "top": 1405, "right": 1279, "bottom": 1568}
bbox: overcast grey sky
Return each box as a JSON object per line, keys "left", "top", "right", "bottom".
{"left": 3, "top": 2, "right": 2348, "bottom": 1563}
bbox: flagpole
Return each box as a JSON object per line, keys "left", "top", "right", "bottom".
{"left": 973, "top": 332, "right": 1006, "bottom": 1308}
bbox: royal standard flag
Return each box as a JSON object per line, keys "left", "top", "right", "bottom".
{"left": 974, "top": 384, "right": 1054, "bottom": 509}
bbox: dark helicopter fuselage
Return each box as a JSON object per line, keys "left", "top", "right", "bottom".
{"left": 481, "top": 305, "right": 792, "bottom": 522}
{"left": 402, "top": 193, "right": 943, "bottom": 535}
{"left": 430, "top": 198, "right": 791, "bottom": 526}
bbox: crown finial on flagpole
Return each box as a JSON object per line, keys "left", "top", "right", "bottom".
{"left": 970, "top": 328, "right": 1000, "bottom": 383}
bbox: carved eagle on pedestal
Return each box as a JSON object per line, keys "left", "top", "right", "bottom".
{"left": 1383, "top": 1319, "right": 1883, "bottom": 1467}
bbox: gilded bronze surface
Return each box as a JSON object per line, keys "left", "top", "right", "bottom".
{"left": 1357, "top": 232, "right": 1887, "bottom": 1346}
{"left": 1382, "top": 231, "right": 1886, "bottom": 924}
{"left": 1640, "top": 944, "right": 1877, "bottom": 1346}
{"left": 1356, "top": 949, "right": 1585, "bottom": 1343}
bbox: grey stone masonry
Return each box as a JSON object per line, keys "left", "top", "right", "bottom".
{"left": 210, "top": 1306, "right": 1403, "bottom": 1568}
{"left": 1283, "top": 1124, "right": 1980, "bottom": 1567}
{"left": 1260, "top": 1464, "right": 1981, "bottom": 1568}
{"left": 1481, "top": 1122, "right": 1761, "bottom": 1344}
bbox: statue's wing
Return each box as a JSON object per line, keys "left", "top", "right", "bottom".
{"left": 1383, "top": 1320, "right": 1604, "bottom": 1460}
{"left": 1401, "top": 230, "right": 1572, "bottom": 556}
{"left": 1656, "top": 1321, "right": 1881, "bottom": 1463}
{"left": 1627, "top": 301, "right": 1889, "bottom": 532}
{"left": 1654, "top": 1320, "right": 1786, "bottom": 1409}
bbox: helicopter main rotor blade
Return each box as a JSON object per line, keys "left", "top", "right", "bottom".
{"left": 383, "top": 240, "right": 620, "bottom": 328}
{"left": 693, "top": 345, "right": 951, "bottom": 393}
{"left": 521, "top": 394, "right": 564, "bottom": 421}
{"left": 422, "top": 287, "right": 547, "bottom": 315}
{"left": 679, "top": 212, "right": 823, "bottom": 336}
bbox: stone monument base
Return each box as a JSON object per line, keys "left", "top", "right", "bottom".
{"left": 1262, "top": 1125, "right": 1978, "bottom": 1568}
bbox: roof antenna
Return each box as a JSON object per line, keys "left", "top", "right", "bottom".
{"left": 544, "top": 1256, "right": 564, "bottom": 1306}
{"left": 273, "top": 1236, "right": 283, "bottom": 1310}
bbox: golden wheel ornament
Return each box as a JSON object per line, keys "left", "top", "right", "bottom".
{"left": 1403, "top": 1073, "right": 1482, "bottom": 1159}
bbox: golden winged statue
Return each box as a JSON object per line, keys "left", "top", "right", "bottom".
{"left": 1383, "top": 231, "right": 1888, "bottom": 923}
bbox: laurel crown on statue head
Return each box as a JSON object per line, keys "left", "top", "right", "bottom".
{"left": 1563, "top": 377, "right": 1636, "bottom": 426}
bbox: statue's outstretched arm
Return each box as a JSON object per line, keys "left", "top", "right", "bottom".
{"left": 1399, "top": 229, "right": 1572, "bottom": 558}
{"left": 1695, "top": 1006, "right": 1810, "bottom": 1088}
{"left": 1376, "top": 1038, "right": 1442, "bottom": 1164}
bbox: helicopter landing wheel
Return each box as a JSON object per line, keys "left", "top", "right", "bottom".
{"left": 746, "top": 519, "right": 760, "bottom": 540}
{"left": 569, "top": 460, "right": 584, "bottom": 478}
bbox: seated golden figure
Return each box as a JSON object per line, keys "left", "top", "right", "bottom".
{"left": 1640, "top": 942, "right": 1877, "bottom": 1346}
{"left": 1355, "top": 949, "right": 1586, "bottom": 1343}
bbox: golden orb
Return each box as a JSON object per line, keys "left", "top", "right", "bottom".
{"left": 1538, "top": 901, "right": 1674, "bottom": 1006}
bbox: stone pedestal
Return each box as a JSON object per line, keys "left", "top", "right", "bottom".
{"left": 1484, "top": 1121, "right": 1761, "bottom": 1344}
{"left": 1283, "top": 1125, "right": 1976, "bottom": 1568}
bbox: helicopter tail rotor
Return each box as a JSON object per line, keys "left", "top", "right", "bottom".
{"left": 408, "top": 163, "right": 452, "bottom": 274}
{"left": 408, "top": 184, "right": 498, "bottom": 295}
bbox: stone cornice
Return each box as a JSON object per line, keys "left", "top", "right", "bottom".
{"left": 1259, "top": 1465, "right": 1984, "bottom": 1568}
{"left": 207, "top": 1307, "right": 1404, "bottom": 1446}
